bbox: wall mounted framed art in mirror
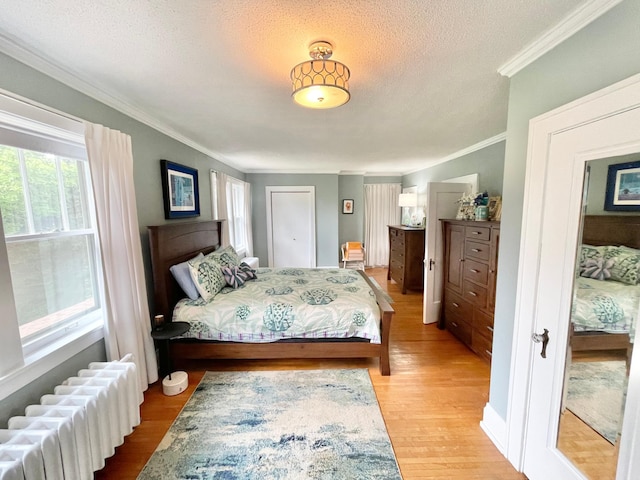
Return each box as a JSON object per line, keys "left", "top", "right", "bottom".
{"left": 604, "top": 160, "right": 640, "bottom": 211}
{"left": 160, "top": 159, "right": 200, "bottom": 219}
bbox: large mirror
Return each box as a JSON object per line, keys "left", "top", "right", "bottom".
{"left": 557, "top": 154, "right": 640, "bottom": 479}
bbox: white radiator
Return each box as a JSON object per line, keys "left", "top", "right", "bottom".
{"left": 0, "top": 355, "right": 141, "bottom": 480}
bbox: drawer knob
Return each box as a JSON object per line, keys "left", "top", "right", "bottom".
{"left": 485, "top": 349, "right": 492, "bottom": 357}
{"left": 470, "top": 268, "right": 480, "bottom": 273}
{"left": 451, "top": 322, "right": 458, "bottom": 328}
{"left": 468, "top": 291, "right": 478, "bottom": 297}
{"left": 471, "top": 248, "right": 481, "bottom": 253}
{"left": 471, "top": 231, "right": 481, "bottom": 235}
{"left": 486, "top": 326, "right": 494, "bottom": 332}
{"left": 452, "top": 302, "right": 460, "bottom": 308}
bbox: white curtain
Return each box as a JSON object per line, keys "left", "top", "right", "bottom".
{"left": 364, "top": 183, "right": 402, "bottom": 267}
{"left": 243, "top": 182, "right": 254, "bottom": 256}
{"left": 211, "top": 170, "right": 231, "bottom": 246}
{"left": 84, "top": 122, "right": 158, "bottom": 392}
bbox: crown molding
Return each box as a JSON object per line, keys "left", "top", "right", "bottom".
{"left": 498, "top": 0, "right": 623, "bottom": 78}
{"left": 403, "top": 132, "right": 507, "bottom": 175}
{"left": 0, "top": 32, "right": 242, "bottom": 169}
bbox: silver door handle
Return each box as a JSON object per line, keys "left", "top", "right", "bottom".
{"left": 531, "top": 329, "right": 550, "bottom": 358}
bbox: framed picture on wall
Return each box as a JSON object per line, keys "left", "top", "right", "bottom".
{"left": 342, "top": 199, "right": 354, "bottom": 214}
{"left": 604, "top": 160, "right": 640, "bottom": 211}
{"left": 160, "top": 159, "right": 200, "bottom": 219}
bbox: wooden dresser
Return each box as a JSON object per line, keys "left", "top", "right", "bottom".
{"left": 440, "top": 219, "right": 500, "bottom": 363}
{"left": 387, "top": 225, "right": 425, "bottom": 294}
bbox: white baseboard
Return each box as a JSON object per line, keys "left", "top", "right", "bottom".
{"left": 480, "top": 402, "right": 507, "bottom": 456}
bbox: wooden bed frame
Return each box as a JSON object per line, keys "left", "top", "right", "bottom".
{"left": 571, "top": 215, "right": 640, "bottom": 362}
{"left": 147, "top": 221, "right": 395, "bottom": 375}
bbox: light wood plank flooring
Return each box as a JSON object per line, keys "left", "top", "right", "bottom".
{"left": 96, "top": 267, "right": 526, "bottom": 479}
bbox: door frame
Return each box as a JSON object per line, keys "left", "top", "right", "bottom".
{"left": 505, "top": 73, "right": 640, "bottom": 478}
{"left": 265, "top": 186, "right": 316, "bottom": 268}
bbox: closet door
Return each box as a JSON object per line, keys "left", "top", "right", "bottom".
{"left": 265, "top": 186, "right": 316, "bottom": 268}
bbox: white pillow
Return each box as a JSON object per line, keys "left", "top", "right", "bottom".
{"left": 169, "top": 252, "right": 204, "bottom": 300}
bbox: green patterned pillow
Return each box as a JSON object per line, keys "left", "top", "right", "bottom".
{"left": 209, "top": 245, "right": 241, "bottom": 268}
{"left": 188, "top": 255, "right": 225, "bottom": 302}
{"left": 602, "top": 246, "right": 640, "bottom": 285}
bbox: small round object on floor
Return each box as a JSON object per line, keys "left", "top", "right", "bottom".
{"left": 162, "top": 371, "right": 188, "bottom": 396}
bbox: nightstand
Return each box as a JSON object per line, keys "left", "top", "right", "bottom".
{"left": 151, "top": 321, "right": 190, "bottom": 395}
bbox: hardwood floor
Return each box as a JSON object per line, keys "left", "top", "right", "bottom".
{"left": 96, "top": 267, "right": 525, "bottom": 479}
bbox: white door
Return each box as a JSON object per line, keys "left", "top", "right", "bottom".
{"left": 265, "top": 186, "right": 316, "bottom": 268}
{"left": 508, "top": 75, "right": 640, "bottom": 480}
{"left": 422, "top": 182, "right": 470, "bottom": 324}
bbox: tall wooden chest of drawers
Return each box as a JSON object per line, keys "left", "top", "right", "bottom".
{"left": 387, "top": 225, "right": 425, "bottom": 294}
{"left": 440, "top": 220, "right": 500, "bottom": 363}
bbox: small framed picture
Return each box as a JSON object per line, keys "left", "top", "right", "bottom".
{"left": 604, "top": 160, "right": 640, "bottom": 211}
{"left": 342, "top": 199, "right": 354, "bottom": 214}
{"left": 488, "top": 196, "right": 502, "bottom": 221}
{"left": 160, "top": 160, "right": 200, "bottom": 219}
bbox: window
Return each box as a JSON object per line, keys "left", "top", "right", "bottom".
{"left": 0, "top": 93, "right": 104, "bottom": 397}
{"left": 1, "top": 145, "right": 100, "bottom": 350}
{"left": 211, "top": 171, "right": 252, "bottom": 259}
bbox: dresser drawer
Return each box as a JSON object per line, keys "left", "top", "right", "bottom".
{"left": 443, "top": 290, "right": 473, "bottom": 320}
{"left": 473, "top": 309, "right": 494, "bottom": 340}
{"left": 465, "top": 226, "right": 491, "bottom": 241}
{"left": 465, "top": 240, "right": 490, "bottom": 262}
{"left": 463, "top": 280, "right": 487, "bottom": 309}
{"left": 464, "top": 259, "right": 488, "bottom": 285}
{"left": 390, "top": 228, "right": 405, "bottom": 241}
{"left": 472, "top": 330, "right": 493, "bottom": 363}
{"left": 444, "top": 316, "right": 472, "bottom": 346}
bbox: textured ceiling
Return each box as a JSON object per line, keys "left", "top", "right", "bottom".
{"left": 0, "top": 0, "right": 587, "bottom": 174}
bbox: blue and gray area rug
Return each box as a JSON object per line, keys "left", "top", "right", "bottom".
{"left": 138, "top": 369, "right": 402, "bottom": 479}
{"left": 566, "top": 360, "right": 627, "bottom": 444}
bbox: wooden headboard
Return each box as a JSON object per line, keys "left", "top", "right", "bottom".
{"left": 582, "top": 215, "right": 640, "bottom": 249}
{"left": 148, "top": 220, "right": 223, "bottom": 322}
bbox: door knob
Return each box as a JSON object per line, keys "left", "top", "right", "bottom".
{"left": 531, "top": 328, "right": 550, "bottom": 358}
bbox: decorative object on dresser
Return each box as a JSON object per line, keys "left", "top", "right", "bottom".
{"left": 387, "top": 225, "right": 425, "bottom": 294}
{"left": 440, "top": 219, "right": 500, "bottom": 363}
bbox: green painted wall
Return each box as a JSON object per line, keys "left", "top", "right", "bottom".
{"left": 338, "top": 175, "right": 365, "bottom": 256}
{"left": 491, "top": 0, "right": 640, "bottom": 419}
{"left": 402, "top": 141, "right": 505, "bottom": 195}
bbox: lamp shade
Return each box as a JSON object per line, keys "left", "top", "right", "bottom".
{"left": 398, "top": 193, "right": 418, "bottom": 208}
{"left": 291, "top": 41, "right": 350, "bottom": 109}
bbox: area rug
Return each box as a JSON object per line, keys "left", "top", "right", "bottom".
{"left": 138, "top": 369, "right": 402, "bottom": 479}
{"left": 566, "top": 360, "right": 627, "bottom": 444}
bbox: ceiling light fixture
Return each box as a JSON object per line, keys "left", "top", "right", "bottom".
{"left": 290, "top": 41, "right": 350, "bottom": 109}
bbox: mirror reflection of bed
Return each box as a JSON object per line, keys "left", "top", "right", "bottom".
{"left": 558, "top": 213, "right": 640, "bottom": 479}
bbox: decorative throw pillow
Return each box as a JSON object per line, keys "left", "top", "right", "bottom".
{"left": 579, "top": 245, "right": 606, "bottom": 279}
{"left": 221, "top": 262, "right": 257, "bottom": 289}
{"left": 221, "top": 266, "right": 247, "bottom": 289}
{"left": 579, "top": 257, "right": 614, "bottom": 280}
{"left": 209, "top": 245, "right": 241, "bottom": 268}
{"left": 188, "top": 255, "right": 226, "bottom": 302}
{"left": 602, "top": 246, "right": 640, "bottom": 285}
{"left": 169, "top": 252, "right": 204, "bottom": 300}
{"left": 239, "top": 261, "right": 257, "bottom": 280}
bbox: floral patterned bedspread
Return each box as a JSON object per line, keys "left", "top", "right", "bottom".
{"left": 173, "top": 268, "right": 382, "bottom": 343}
{"left": 572, "top": 277, "right": 640, "bottom": 342}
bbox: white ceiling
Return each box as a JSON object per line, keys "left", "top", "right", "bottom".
{"left": 0, "top": 0, "right": 593, "bottom": 174}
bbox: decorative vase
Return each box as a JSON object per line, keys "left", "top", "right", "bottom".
{"left": 475, "top": 205, "right": 488, "bottom": 221}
